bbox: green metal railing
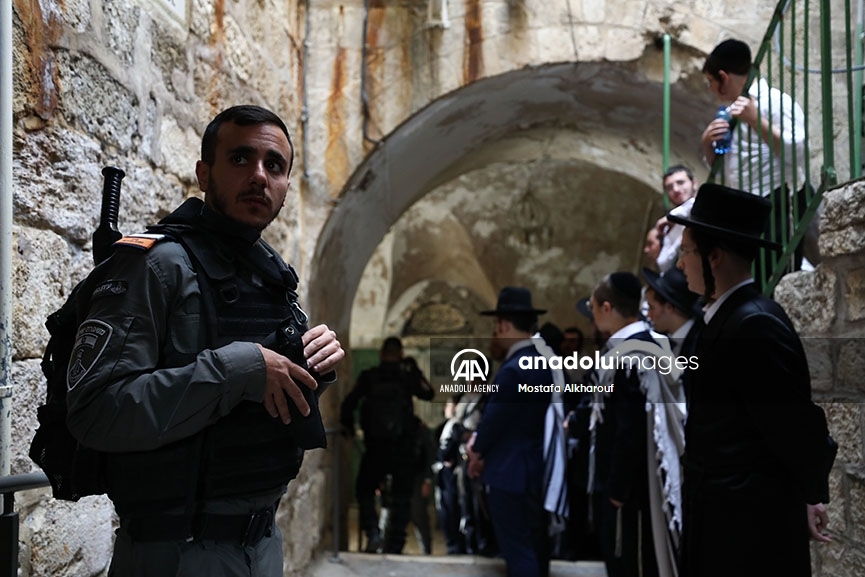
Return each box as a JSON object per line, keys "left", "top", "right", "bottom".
{"left": 668, "top": 0, "right": 863, "bottom": 295}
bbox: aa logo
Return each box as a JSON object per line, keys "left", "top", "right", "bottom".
{"left": 451, "top": 349, "right": 490, "bottom": 382}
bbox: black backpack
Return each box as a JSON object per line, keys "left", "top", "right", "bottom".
{"left": 28, "top": 226, "right": 321, "bottom": 501}
{"left": 359, "top": 366, "right": 415, "bottom": 443}
{"left": 29, "top": 275, "right": 107, "bottom": 501}
{"left": 29, "top": 232, "right": 209, "bottom": 501}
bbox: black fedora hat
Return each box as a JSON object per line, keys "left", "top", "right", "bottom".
{"left": 666, "top": 183, "right": 781, "bottom": 250}
{"left": 480, "top": 286, "right": 547, "bottom": 316}
{"left": 642, "top": 267, "right": 702, "bottom": 318}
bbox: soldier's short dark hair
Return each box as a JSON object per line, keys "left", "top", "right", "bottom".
{"left": 201, "top": 105, "right": 294, "bottom": 173}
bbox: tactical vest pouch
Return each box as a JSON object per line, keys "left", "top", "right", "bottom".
{"left": 175, "top": 229, "right": 328, "bottom": 450}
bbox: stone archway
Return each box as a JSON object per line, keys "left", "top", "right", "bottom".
{"left": 309, "top": 59, "right": 715, "bottom": 554}
{"left": 308, "top": 61, "right": 714, "bottom": 340}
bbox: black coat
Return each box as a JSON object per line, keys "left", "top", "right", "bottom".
{"left": 681, "top": 283, "right": 832, "bottom": 577}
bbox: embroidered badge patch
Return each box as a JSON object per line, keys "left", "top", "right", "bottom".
{"left": 92, "top": 280, "right": 128, "bottom": 300}
{"left": 67, "top": 320, "right": 113, "bottom": 391}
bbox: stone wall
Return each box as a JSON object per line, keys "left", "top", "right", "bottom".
{"left": 10, "top": 0, "right": 314, "bottom": 574}
{"left": 775, "top": 179, "right": 865, "bottom": 576}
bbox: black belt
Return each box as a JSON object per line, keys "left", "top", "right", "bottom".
{"left": 122, "top": 502, "right": 277, "bottom": 547}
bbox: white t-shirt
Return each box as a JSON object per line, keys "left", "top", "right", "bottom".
{"left": 724, "top": 78, "right": 807, "bottom": 197}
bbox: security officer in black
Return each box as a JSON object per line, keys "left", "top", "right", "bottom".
{"left": 340, "top": 337, "right": 434, "bottom": 554}
{"left": 66, "top": 105, "right": 345, "bottom": 577}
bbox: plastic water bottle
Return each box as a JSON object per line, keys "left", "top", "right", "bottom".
{"left": 713, "top": 106, "right": 732, "bottom": 155}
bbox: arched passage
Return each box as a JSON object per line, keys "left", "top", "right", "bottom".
{"left": 309, "top": 57, "right": 715, "bottom": 556}
{"left": 308, "top": 60, "right": 713, "bottom": 340}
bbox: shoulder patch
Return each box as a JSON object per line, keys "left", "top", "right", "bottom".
{"left": 92, "top": 279, "right": 128, "bottom": 300}
{"left": 114, "top": 233, "right": 167, "bottom": 251}
{"left": 68, "top": 320, "right": 113, "bottom": 391}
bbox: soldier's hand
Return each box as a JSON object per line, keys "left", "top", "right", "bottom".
{"left": 257, "top": 344, "right": 318, "bottom": 424}
{"left": 302, "top": 324, "right": 345, "bottom": 374}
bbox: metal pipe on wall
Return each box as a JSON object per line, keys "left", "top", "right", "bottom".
{"left": 0, "top": 0, "right": 15, "bottom": 490}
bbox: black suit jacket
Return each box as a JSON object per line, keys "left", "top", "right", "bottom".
{"left": 681, "top": 282, "right": 832, "bottom": 577}
{"left": 685, "top": 283, "right": 830, "bottom": 503}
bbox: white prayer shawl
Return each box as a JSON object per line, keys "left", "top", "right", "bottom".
{"left": 588, "top": 333, "right": 687, "bottom": 577}
{"left": 531, "top": 333, "right": 570, "bottom": 522}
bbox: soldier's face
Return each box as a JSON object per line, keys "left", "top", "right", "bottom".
{"left": 197, "top": 121, "right": 292, "bottom": 231}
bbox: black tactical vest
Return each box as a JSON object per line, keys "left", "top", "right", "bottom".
{"left": 104, "top": 199, "right": 314, "bottom": 516}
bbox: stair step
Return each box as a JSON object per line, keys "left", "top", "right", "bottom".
{"left": 309, "top": 552, "right": 607, "bottom": 577}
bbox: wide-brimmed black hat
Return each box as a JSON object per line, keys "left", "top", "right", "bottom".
{"left": 642, "top": 267, "right": 702, "bottom": 318}
{"left": 480, "top": 286, "right": 547, "bottom": 316}
{"left": 666, "top": 183, "right": 781, "bottom": 250}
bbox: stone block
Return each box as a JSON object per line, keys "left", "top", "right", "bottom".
{"left": 152, "top": 24, "right": 192, "bottom": 98}
{"left": 822, "top": 402, "right": 863, "bottom": 465}
{"left": 56, "top": 52, "right": 139, "bottom": 152}
{"left": 815, "top": 540, "right": 865, "bottom": 577}
{"left": 157, "top": 116, "right": 201, "bottom": 184}
{"left": 837, "top": 341, "right": 865, "bottom": 397}
{"left": 189, "top": 0, "right": 213, "bottom": 38}
{"left": 13, "top": 127, "right": 105, "bottom": 244}
{"left": 21, "top": 496, "right": 114, "bottom": 577}
{"left": 826, "top": 467, "right": 846, "bottom": 536}
{"left": 604, "top": 26, "right": 646, "bottom": 62}
{"left": 820, "top": 181, "right": 865, "bottom": 258}
{"left": 12, "top": 226, "right": 89, "bottom": 359}
{"left": 821, "top": 227, "right": 865, "bottom": 260}
{"left": 10, "top": 360, "right": 45, "bottom": 475}
{"left": 846, "top": 268, "right": 865, "bottom": 322}
{"left": 803, "top": 338, "right": 833, "bottom": 392}
{"left": 102, "top": 0, "right": 140, "bottom": 66}
{"left": 63, "top": 0, "right": 93, "bottom": 32}
{"left": 821, "top": 181, "right": 865, "bottom": 233}
{"left": 281, "top": 472, "right": 324, "bottom": 573}
{"left": 773, "top": 268, "right": 837, "bottom": 334}
{"left": 850, "top": 473, "right": 865, "bottom": 544}
{"left": 224, "top": 15, "right": 256, "bottom": 85}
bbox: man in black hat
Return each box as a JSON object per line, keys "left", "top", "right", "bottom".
{"left": 642, "top": 267, "right": 703, "bottom": 402}
{"left": 466, "top": 287, "right": 552, "bottom": 577}
{"left": 669, "top": 183, "right": 834, "bottom": 577}
{"left": 642, "top": 268, "right": 702, "bottom": 350}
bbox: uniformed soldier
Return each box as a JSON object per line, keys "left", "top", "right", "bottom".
{"left": 65, "top": 105, "right": 345, "bottom": 577}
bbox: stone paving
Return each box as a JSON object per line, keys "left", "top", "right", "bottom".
{"left": 307, "top": 552, "right": 608, "bottom": 577}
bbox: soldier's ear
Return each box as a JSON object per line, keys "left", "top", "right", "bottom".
{"left": 195, "top": 160, "right": 210, "bottom": 192}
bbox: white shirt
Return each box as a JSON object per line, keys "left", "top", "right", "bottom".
{"left": 724, "top": 78, "right": 807, "bottom": 197}
{"left": 670, "top": 318, "right": 696, "bottom": 356}
{"left": 657, "top": 197, "right": 695, "bottom": 273}
{"left": 607, "top": 320, "right": 651, "bottom": 345}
